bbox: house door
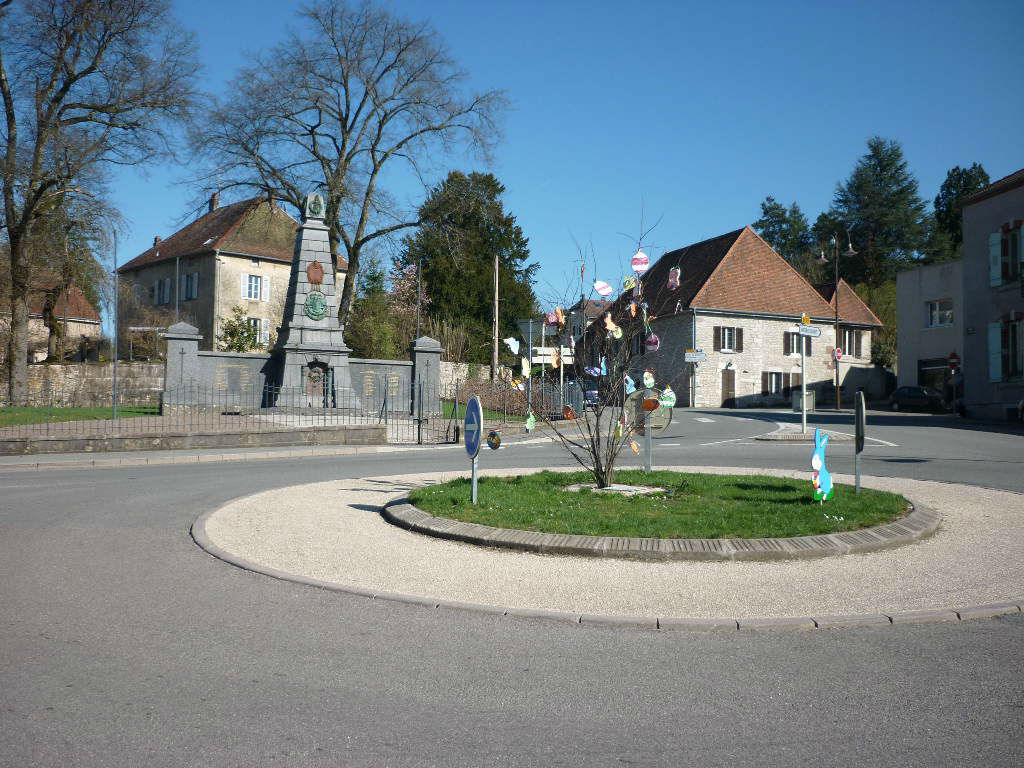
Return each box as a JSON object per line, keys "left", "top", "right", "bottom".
{"left": 721, "top": 369, "right": 735, "bottom": 408}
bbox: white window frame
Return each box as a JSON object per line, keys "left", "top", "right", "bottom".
{"left": 721, "top": 326, "right": 737, "bottom": 352}
{"left": 245, "top": 274, "right": 262, "bottom": 300}
{"left": 925, "top": 298, "right": 953, "bottom": 328}
{"left": 768, "top": 371, "right": 783, "bottom": 394}
{"left": 246, "top": 317, "right": 261, "bottom": 341}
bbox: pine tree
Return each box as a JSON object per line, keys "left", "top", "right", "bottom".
{"left": 829, "top": 137, "right": 929, "bottom": 286}
{"left": 934, "top": 163, "right": 990, "bottom": 250}
{"left": 401, "top": 171, "right": 538, "bottom": 363}
{"left": 753, "top": 197, "right": 823, "bottom": 282}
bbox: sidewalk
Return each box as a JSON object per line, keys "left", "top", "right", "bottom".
{"left": 195, "top": 465, "right": 1024, "bottom": 629}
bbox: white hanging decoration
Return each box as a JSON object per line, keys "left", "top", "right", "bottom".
{"left": 631, "top": 249, "right": 650, "bottom": 275}
{"left": 594, "top": 280, "right": 613, "bottom": 297}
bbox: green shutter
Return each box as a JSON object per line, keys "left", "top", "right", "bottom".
{"left": 989, "top": 233, "right": 1002, "bottom": 286}
{"left": 988, "top": 322, "right": 1002, "bottom": 382}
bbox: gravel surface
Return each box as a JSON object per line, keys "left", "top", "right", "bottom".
{"left": 201, "top": 465, "right": 1024, "bottom": 618}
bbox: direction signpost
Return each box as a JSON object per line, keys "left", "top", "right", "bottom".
{"left": 464, "top": 395, "right": 483, "bottom": 504}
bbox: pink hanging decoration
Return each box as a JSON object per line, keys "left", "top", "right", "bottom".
{"left": 645, "top": 333, "right": 660, "bottom": 353}
{"left": 594, "top": 280, "right": 613, "bottom": 297}
{"left": 668, "top": 267, "right": 681, "bottom": 290}
{"left": 545, "top": 311, "right": 558, "bottom": 325}
{"left": 631, "top": 249, "right": 650, "bottom": 274}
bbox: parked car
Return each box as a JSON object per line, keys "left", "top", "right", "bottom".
{"left": 889, "top": 385, "right": 945, "bottom": 412}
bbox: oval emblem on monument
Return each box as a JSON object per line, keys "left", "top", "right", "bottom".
{"left": 304, "top": 292, "right": 327, "bottom": 320}
{"left": 306, "top": 260, "right": 324, "bottom": 285}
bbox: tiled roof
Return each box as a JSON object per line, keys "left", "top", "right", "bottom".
{"left": 605, "top": 226, "right": 881, "bottom": 325}
{"left": 812, "top": 279, "right": 883, "bottom": 327}
{"left": 116, "top": 198, "right": 347, "bottom": 272}
{"left": 961, "top": 167, "right": 1024, "bottom": 207}
{"left": 27, "top": 285, "right": 100, "bottom": 322}
{"left": 568, "top": 298, "right": 611, "bottom": 318}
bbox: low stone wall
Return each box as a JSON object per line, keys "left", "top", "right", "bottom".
{"left": 1, "top": 362, "right": 164, "bottom": 407}
{"left": 440, "top": 361, "right": 492, "bottom": 398}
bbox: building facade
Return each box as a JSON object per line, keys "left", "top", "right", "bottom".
{"left": 600, "top": 227, "right": 883, "bottom": 408}
{"left": 117, "top": 196, "right": 346, "bottom": 352}
{"left": 960, "top": 169, "right": 1024, "bottom": 420}
{"left": 896, "top": 260, "right": 962, "bottom": 392}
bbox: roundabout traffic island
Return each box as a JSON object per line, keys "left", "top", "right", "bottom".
{"left": 384, "top": 470, "right": 939, "bottom": 561}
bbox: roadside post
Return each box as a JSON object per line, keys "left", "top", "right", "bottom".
{"left": 683, "top": 350, "right": 707, "bottom": 410}
{"left": 854, "top": 390, "right": 866, "bottom": 493}
{"left": 641, "top": 394, "right": 660, "bottom": 472}
{"left": 798, "top": 315, "right": 821, "bottom": 433}
{"left": 465, "top": 395, "right": 483, "bottom": 503}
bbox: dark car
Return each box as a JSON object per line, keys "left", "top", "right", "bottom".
{"left": 889, "top": 385, "right": 945, "bottom": 412}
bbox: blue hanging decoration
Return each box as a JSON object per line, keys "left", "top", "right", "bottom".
{"left": 624, "top": 374, "right": 636, "bottom": 395}
{"left": 600, "top": 356, "right": 607, "bottom": 376}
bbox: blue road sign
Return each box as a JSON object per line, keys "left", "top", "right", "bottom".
{"left": 465, "top": 395, "right": 483, "bottom": 458}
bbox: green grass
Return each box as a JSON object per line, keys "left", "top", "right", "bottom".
{"left": 441, "top": 399, "right": 525, "bottom": 422}
{"left": 407, "top": 470, "right": 909, "bottom": 539}
{"left": 0, "top": 405, "right": 160, "bottom": 427}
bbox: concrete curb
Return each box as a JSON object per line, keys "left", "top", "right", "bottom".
{"left": 380, "top": 495, "right": 942, "bottom": 562}
{"left": 190, "top": 506, "right": 1022, "bottom": 633}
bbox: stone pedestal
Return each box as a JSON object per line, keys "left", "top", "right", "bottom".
{"left": 271, "top": 193, "right": 358, "bottom": 408}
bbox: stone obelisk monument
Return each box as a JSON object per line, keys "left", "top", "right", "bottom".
{"left": 271, "top": 192, "right": 357, "bottom": 407}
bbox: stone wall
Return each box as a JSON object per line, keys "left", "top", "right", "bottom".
{"left": 0, "top": 362, "right": 164, "bottom": 407}
{"left": 439, "top": 361, "right": 493, "bottom": 398}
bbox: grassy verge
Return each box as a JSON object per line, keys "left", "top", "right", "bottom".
{"left": 407, "top": 470, "right": 909, "bottom": 539}
{"left": 0, "top": 406, "right": 160, "bottom": 428}
{"left": 441, "top": 399, "right": 525, "bottom": 423}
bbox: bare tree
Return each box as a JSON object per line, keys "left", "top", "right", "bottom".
{"left": 191, "top": 1, "right": 506, "bottom": 331}
{"left": 0, "top": 0, "right": 199, "bottom": 403}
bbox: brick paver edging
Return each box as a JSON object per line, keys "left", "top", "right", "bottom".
{"left": 190, "top": 508, "right": 1022, "bottom": 631}
{"left": 380, "top": 497, "right": 941, "bottom": 562}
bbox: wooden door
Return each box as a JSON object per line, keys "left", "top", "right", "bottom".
{"left": 721, "top": 369, "right": 736, "bottom": 408}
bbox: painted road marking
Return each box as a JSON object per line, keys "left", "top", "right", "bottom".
{"left": 694, "top": 417, "right": 715, "bottom": 423}
{"left": 698, "top": 437, "right": 746, "bottom": 446}
{"left": 661, "top": 443, "right": 681, "bottom": 447}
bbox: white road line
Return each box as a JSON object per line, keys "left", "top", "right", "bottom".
{"left": 660, "top": 443, "right": 681, "bottom": 447}
{"left": 694, "top": 417, "right": 715, "bottom": 423}
{"left": 823, "top": 429, "right": 900, "bottom": 447}
{"left": 698, "top": 437, "right": 746, "bottom": 446}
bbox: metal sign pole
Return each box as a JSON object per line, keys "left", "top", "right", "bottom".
{"left": 855, "top": 391, "right": 866, "bottom": 493}
{"left": 644, "top": 409, "right": 652, "bottom": 472}
{"left": 801, "top": 332, "right": 807, "bottom": 434}
{"left": 471, "top": 455, "right": 479, "bottom": 504}
{"left": 527, "top": 321, "right": 533, "bottom": 413}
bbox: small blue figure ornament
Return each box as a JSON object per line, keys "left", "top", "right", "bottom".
{"left": 811, "top": 428, "right": 833, "bottom": 502}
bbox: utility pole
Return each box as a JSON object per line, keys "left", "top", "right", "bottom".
{"left": 414, "top": 253, "right": 423, "bottom": 340}
{"left": 491, "top": 249, "right": 499, "bottom": 380}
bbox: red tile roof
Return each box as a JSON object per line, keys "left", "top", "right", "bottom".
{"left": 117, "top": 198, "right": 348, "bottom": 272}
{"left": 606, "top": 226, "right": 881, "bottom": 326}
{"left": 27, "top": 285, "right": 100, "bottom": 322}
{"left": 812, "top": 279, "right": 883, "bottom": 327}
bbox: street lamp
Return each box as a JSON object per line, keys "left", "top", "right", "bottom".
{"left": 819, "top": 232, "right": 857, "bottom": 410}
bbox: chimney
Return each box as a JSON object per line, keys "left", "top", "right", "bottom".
{"left": 153, "top": 235, "right": 161, "bottom": 246}
{"left": 208, "top": 192, "right": 220, "bottom": 213}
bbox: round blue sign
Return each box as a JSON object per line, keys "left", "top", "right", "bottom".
{"left": 464, "top": 396, "right": 483, "bottom": 458}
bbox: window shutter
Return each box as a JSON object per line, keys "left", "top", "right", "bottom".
{"left": 736, "top": 328, "right": 744, "bottom": 352}
{"left": 989, "top": 233, "right": 1002, "bottom": 286}
{"left": 783, "top": 373, "right": 791, "bottom": 394}
{"left": 783, "top": 333, "right": 791, "bottom": 355}
{"left": 805, "top": 337, "right": 812, "bottom": 356}
{"left": 152, "top": 280, "right": 159, "bottom": 304}
{"left": 713, "top": 326, "right": 721, "bottom": 351}
{"left": 163, "top": 278, "right": 171, "bottom": 304}
{"left": 179, "top": 273, "right": 187, "bottom": 300}
{"left": 192, "top": 272, "right": 200, "bottom": 299}
{"left": 988, "top": 322, "right": 1002, "bottom": 382}
{"left": 260, "top": 318, "right": 270, "bottom": 344}
{"left": 261, "top": 276, "right": 270, "bottom": 302}
{"left": 761, "top": 371, "right": 769, "bottom": 396}
{"left": 792, "top": 371, "right": 802, "bottom": 390}
{"left": 241, "top": 273, "right": 249, "bottom": 299}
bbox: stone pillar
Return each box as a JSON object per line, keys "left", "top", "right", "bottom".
{"left": 161, "top": 322, "right": 202, "bottom": 403}
{"left": 410, "top": 336, "right": 443, "bottom": 416}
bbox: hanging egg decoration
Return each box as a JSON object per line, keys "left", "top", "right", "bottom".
{"left": 623, "top": 275, "right": 637, "bottom": 290}
{"left": 594, "top": 280, "right": 613, "bottom": 297}
{"left": 668, "top": 267, "right": 681, "bottom": 290}
{"left": 486, "top": 430, "right": 502, "bottom": 450}
{"left": 631, "top": 249, "right": 650, "bottom": 274}
{"left": 624, "top": 374, "right": 636, "bottom": 395}
{"left": 642, "top": 370, "right": 655, "bottom": 389}
{"left": 659, "top": 386, "right": 676, "bottom": 408}
{"left": 645, "top": 332, "right": 660, "bottom": 353}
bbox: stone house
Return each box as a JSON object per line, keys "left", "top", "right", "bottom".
{"left": 600, "top": 226, "right": 883, "bottom": 408}
{"left": 0, "top": 284, "right": 102, "bottom": 362}
{"left": 116, "top": 195, "right": 346, "bottom": 352}
{"left": 896, "top": 260, "right": 962, "bottom": 392}
{"left": 960, "top": 168, "right": 1024, "bottom": 420}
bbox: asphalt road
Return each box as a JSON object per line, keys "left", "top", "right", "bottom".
{"left": 1, "top": 410, "right": 1022, "bottom": 767}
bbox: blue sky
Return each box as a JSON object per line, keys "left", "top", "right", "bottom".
{"left": 111, "top": 0, "right": 1023, "bottom": 309}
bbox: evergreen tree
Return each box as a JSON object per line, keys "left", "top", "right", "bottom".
{"left": 753, "top": 197, "right": 823, "bottom": 282}
{"left": 401, "top": 171, "right": 538, "bottom": 363}
{"left": 829, "top": 137, "right": 928, "bottom": 286}
{"left": 934, "top": 163, "right": 990, "bottom": 249}
{"left": 344, "top": 255, "right": 402, "bottom": 359}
